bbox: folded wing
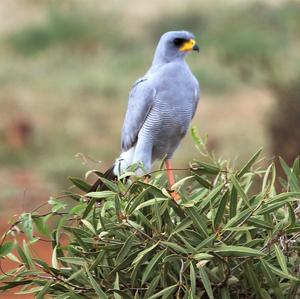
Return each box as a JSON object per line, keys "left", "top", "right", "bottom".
{"left": 121, "top": 77, "right": 156, "bottom": 151}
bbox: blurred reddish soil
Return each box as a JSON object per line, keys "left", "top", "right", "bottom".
{"left": 0, "top": 170, "right": 53, "bottom": 298}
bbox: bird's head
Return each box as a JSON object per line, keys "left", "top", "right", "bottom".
{"left": 153, "top": 31, "right": 199, "bottom": 65}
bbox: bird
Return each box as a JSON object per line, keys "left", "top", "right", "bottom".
{"left": 92, "top": 31, "right": 200, "bottom": 199}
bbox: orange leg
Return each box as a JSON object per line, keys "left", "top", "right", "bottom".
{"left": 144, "top": 175, "right": 150, "bottom": 184}
{"left": 165, "top": 159, "right": 180, "bottom": 201}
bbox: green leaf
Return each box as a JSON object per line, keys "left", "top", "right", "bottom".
{"left": 247, "top": 217, "right": 273, "bottom": 229}
{"left": 196, "top": 234, "right": 216, "bottom": 250}
{"left": 229, "top": 186, "right": 237, "bottom": 218}
{"left": 66, "top": 269, "right": 85, "bottom": 282}
{"left": 22, "top": 240, "right": 35, "bottom": 269}
{"left": 113, "top": 273, "right": 122, "bottom": 299}
{"left": 244, "top": 262, "right": 263, "bottom": 298}
{"left": 69, "top": 176, "right": 91, "bottom": 192}
{"left": 171, "top": 176, "right": 194, "bottom": 191}
{"left": 112, "top": 290, "right": 132, "bottom": 299}
{"left": 85, "top": 190, "right": 116, "bottom": 198}
{"left": 0, "top": 241, "right": 16, "bottom": 257}
{"left": 154, "top": 198, "right": 162, "bottom": 232}
{"left": 171, "top": 218, "right": 193, "bottom": 236}
{"left": 52, "top": 245, "right": 58, "bottom": 269}
{"left": 193, "top": 253, "right": 214, "bottom": 260}
{"left": 81, "top": 219, "right": 97, "bottom": 235}
{"left": 220, "top": 287, "right": 230, "bottom": 299}
{"left": 268, "top": 192, "right": 300, "bottom": 205}
{"left": 116, "top": 235, "right": 135, "bottom": 264}
{"left": 224, "top": 208, "right": 252, "bottom": 229}
{"left": 230, "top": 174, "right": 251, "bottom": 208}
{"left": 136, "top": 181, "right": 165, "bottom": 197}
{"left": 98, "top": 175, "right": 119, "bottom": 192}
{"left": 125, "top": 187, "right": 151, "bottom": 214}
{"left": 15, "top": 243, "right": 30, "bottom": 269}
{"left": 89, "top": 251, "right": 105, "bottom": 271}
{"left": 147, "top": 284, "right": 177, "bottom": 299}
{"left": 279, "top": 157, "right": 300, "bottom": 192}
{"left": 0, "top": 280, "right": 33, "bottom": 291}
{"left": 266, "top": 261, "right": 300, "bottom": 281}
{"left": 260, "top": 260, "right": 284, "bottom": 299}
{"left": 161, "top": 241, "right": 188, "bottom": 254}
{"left": 190, "top": 263, "right": 196, "bottom": 297}
{"left": 86, "top": 266, "right": 108, "bottom": 298}
{"left": 15, "top": 286, "right": 44, "bottom": 295}
{"left": 258, "top": 198, "right": 298, "bottom": 214}
{"left": 199, "top": 183, "right": 225, "bottom": 212}
{"left": 274, "top": 244, "right": 288, "bottom": 273}
{"left": 36, "top": 280, "right": 53, "bottom": 299}
{"left": 108, "top": 251, "right": 138, "bottom": 277}
{"left": 287, "top": 202, "right": 296, "bottom": 228}
{"left": 33, "top": 214, "right": 51, "bottom": 237}
{"left": 136, "top": 211, "right": 156, "bottom": 231}
{"left": 185, "top": 206, "right": 208, "bottom": 238}
{"left": 82, "top": 198, "right": 96, "bottom": 219}
{"left": 144, "top": 275, "right": 160, "bottom": 298}
{"left": 135, "top": 197, "right": 168, "bottom": 211}
{"left": 20, "top": 213, "right": 33, "bottom": 240}
{"left": 192, "top": 160, "right": 220, "bottom": 175}
{"left": 224, "top": 226, "right": 258, "bottom": 232}
{"left": 48, "top": 197, "right": 67, "bottom": 212}
{"left": 199, "top": 267, "right": 214, "bottom": 299}
{"left": 132, "top": 242, "right": 159, "bottom": 266}
{"left": 114, "top": 194, "right": 122, "bottom": 220}
{"left": 59, "top": 257, "right": 87, "bottom": 266}
{"left": 192, "top": 171, "right": 212, "bottom": 189}
{"left": 6, "top": 253, "right": 21, "bottom": 263}
{"left": 262, "top": 163, "right": 277, "bottom": 195}
{"left": 292, "top": 157, "right": 300, "bottom": 177}
{"left": 237, "top": 148, "right": 262, "bottom": 178}
{"left": 213, "top": 189, "right": 229, "bottom": 229}
{"left": 142, "top": 250, "right": 165, "bottom": 284}
{"left": 213, "top": 245, "right": 264, "bottom": 257}
{"left": 70, "top": 203, "right": 86, "bottom": 215}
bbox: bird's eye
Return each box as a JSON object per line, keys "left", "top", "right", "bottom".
{"left": 173, "top": 38, "right": 186, "bottom": 47}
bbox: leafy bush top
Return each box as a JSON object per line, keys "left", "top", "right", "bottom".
{"left": 1, "top": 135, "right": 300, "bottom": 298}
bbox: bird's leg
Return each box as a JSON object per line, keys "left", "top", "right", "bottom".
{"left": 143, "top": 175, "right": 150, "bottom": 184}
{"left": 165, "top": 159, "right": 180, "bottom": 201}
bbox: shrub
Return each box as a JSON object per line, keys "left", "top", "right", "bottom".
{"left": 0, "top": 136, "right": 300, "bottom": 298}
{"left": 6, "top": 6, "right": 122, "bottom": 55}
{"left": 208, "top": 2, "right": 300, "bottom": 164}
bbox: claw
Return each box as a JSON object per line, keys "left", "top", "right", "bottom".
{"left": 171, "top": 190, "right": 181, "bottom": 201}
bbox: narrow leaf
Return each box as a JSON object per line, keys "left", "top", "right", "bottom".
{"left": 199, "top": 267, "right": 214, "bottom": 299}
{"left": 147, "top": 284, "right": 177, "bottom": 299}
{"left": 86, "top": 266, "right": 108, "bottom": 298}
{"left": 274, "top": 244, "right": 288, "bottom": 273}
{"left": 238, "top": 148, "right": 262, "bottom": 178}
{"left": 142, "top": 250, "right": 165, "bottom": 284}
{"left": 213, "top": 246, "right": 264, "bottom": 257}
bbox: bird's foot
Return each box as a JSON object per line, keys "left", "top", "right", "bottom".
{"left": 170, "top": 190, "right": 180, "bottom": 201}
{"left": 143, "top": 175, "right": 151, "bottom": 184}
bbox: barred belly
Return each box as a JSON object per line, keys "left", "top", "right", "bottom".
{"left": 140, "top": 103, "right": 193, "bottom": 161}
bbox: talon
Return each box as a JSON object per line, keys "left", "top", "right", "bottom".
{"left": 171, "top": 190, "right": 181, "bottom": 201}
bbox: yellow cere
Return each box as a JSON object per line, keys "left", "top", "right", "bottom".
{"left": 179, "top": 39, "right": 196, "bottom": 52}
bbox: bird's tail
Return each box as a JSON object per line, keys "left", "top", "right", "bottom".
{"left": 89, "top": 165, "right": 117, "bottom": 192}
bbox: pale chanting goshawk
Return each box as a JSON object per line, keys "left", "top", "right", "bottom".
{"left": 93, "top": 31, "right": 200, "bottom": 200}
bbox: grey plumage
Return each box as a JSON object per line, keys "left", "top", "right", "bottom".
{"left": 114, "top": 31, "right": 200, "bottom": 176}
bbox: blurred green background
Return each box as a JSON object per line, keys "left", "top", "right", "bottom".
{"left": 0, "top": 0, "right": 299, "bottom": 216}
